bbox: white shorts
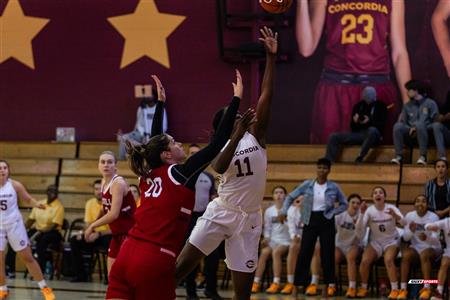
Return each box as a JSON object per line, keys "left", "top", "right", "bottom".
{"left": 410, "top": 244, "right": 442, "bottom": 256}
{"left": 0, "top": 219, "right": 29, "bottom": 252}
{"left": 268, "top": 240, "right": 290, "bottom": 250}
{"left": 336, "top": 243, "right": 361, "bottom": 255}
{"left": 189, "top": 200, "right": 262, "bottom": 273}
{"left": 369, "top": 239, "right": 399, "bottom": 258}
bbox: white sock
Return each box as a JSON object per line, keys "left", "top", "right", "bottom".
{"left": 361, "top": 283, "right": 368, "bottom": 289}
{"left": 254, "top": 277, "right": 260, "bottom": 284}
{"left": 273, "top": 277, "right": 280, "bottom": 284}
{"left": 400, "top": 282, "right": 407, "bottom": 290}
{"left": 349, "top": 281, "right": 356, "bottom": 289}
{"left": 438, "top": 285, "right": 443, "bottom": 294}
{"left": 329, "top": 283, "right": 335, "bottom": 288}
{"left": 0, "top": 286, "right": 7, "bottom": 292}
{"left": 287, "top": 275, "right": 294, "bottom": 284}
{"left": 424, "top": 283, "right": 430, "bottom": 288}
{"left": 37, "top": 280, "right": 47, "bottom": 289}
{"left": 311, "top": 275, "right": 319, "bottom": 285}
{"left": 390, "top": 282, "right": 398, "bottom": 290}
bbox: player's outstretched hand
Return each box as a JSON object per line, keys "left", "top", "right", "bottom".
{"left": 235, "top": 108, "right": 257, "bottom": 138}
{"left": 232, "top": 69, "right": 243, "bottom": 99}
{"left": 259, "top": 26, "right": 278, "bottom": 55}
{"left": 151, "top": 75, "right": 166, "bottom": 102}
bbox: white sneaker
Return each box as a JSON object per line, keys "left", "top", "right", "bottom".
{"left": 390, "top": 156, "right": 402, "bottom": 165}
{"left": 416, "top": 156, "right": 427, "bottom": 165}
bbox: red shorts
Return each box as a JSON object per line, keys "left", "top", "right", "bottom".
{"left": 106, "top": 238, "right": 176, "bottom": 300}
{"left": 108, "top": 234, "right": 127, "bottom": 258}
{"left": 310, "top": 79, "right": 399, "bottom": 144}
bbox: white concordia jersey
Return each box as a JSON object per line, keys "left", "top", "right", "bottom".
{"left": 356, "top": 204, "right": 403, "bottom": 245}
{"left": 217, "top": 132, "right": 267, "bottom": 211}
{"left": 403, "top": 211, "right": 440, "bottom": 250}
{"left": 0, "top": 180, "right": 22, "bottom": 225}
{"left": 264, "top": 205, "right": 290, "bottom": 246}
{"left": 335, "top": 211, "right": 361, "bottom": 247}
{"left": 287, "top": 205, "right": 303, "bottom": 239}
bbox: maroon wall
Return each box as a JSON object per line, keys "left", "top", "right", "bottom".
{"left": 0, "top": 0, "right": 449, "bottom": 144}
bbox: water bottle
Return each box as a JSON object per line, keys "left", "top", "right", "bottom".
{"left": 44, "top": 261, "right": 52, "bottom": 280}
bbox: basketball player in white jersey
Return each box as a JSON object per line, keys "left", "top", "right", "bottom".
{"left": 175, "top": 26, "right": 277, "bottom": 300}
{"left": 0, "top": 160, "right": 56, "bottom": 300}
{"left": 252, "top": 186, "right": 291, "bottom": 294}
{"left": 355, "top": 186, "right": 405, "bottom": 299}
{"left": 398, "top": 194, "right": 440, "bottom": 300}
{"left": 425, "top": 215, "right": 450, "bottom": 300}
{"left": 335, "top": 194, "right": 364, "bottom": 298}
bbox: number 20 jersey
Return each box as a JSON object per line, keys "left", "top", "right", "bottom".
{"left": 217, "top": 132, "right": 267, "bottom": 211}
{"left": 324, "top": 0, "right": 392, "bottom": 74}
{"left": 129, "top": 164, "right": 195, "bottom": 255}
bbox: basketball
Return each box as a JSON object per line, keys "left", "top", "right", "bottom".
{"left": 259, "top": 0, "right": 292, "bottom": 14}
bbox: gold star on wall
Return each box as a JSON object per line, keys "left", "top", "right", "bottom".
{"left": 108, "top": 0, "right": 185, "bottom": 69}
{"left": 0, "top": 0, "right": 49, "bottom": 69}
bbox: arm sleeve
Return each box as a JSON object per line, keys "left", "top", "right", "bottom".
{"left": 281, "top": 181, "right": 307, "bottom": 215}
{"left": 150, "top": 101, "right": 164, "bottom": 138}
{"left": 171, "top": 96, "right": 240, "bottom": 190}
{"left": 162, "top": 109, "right": 168, "bottom": 133}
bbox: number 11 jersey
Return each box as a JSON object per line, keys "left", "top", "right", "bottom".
{"left": 217, "top": 132, "right": 267, "bottom": 211}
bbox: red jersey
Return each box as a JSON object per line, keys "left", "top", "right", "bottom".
{"left": 102, "top": 175, "right": 136, "bottom": 235}
{"left": 324, "top": 0, "right": 392, "bottom": 74}
{"left": 129, "top": 164, "right": 195, "bottom": 255}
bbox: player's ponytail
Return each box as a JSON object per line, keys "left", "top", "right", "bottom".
{"left": 125, "top": 134, "right": 171, "bottom": 176}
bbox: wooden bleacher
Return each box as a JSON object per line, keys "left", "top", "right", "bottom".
{"left": 2, "top": 141, "right": 447, "bottom": 223}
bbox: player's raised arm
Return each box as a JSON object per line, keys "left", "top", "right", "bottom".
{"left": 295, "top": 0, "right": 327, "bottom": 57}
{"left": 150, "top": 75, "right": 166, "bottom": 137}
{"left": 432, "top": 0, "right": 450, "bottom": 77}
{"left": 250, "top": 26, "right": 277, "bottom": 147}
{"left": 390, "top": 0, "right": 412, "bottom": 103}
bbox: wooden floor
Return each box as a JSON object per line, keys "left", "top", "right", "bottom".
{"left": 4, "top": 276, "right": 389, "bottom": 299}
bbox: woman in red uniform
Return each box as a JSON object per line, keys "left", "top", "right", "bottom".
{"left": 296, "top": 0, "right": 412, "bottom": 143}
{"left": 84, "top": 150, "right": 136, "bottom": 274}
{"left": 105, "top": 71, "right": 253, "bottom": 299}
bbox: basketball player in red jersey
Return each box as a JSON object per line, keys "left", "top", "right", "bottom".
{"left": 105, "top": 72, "right": 254, "bottom": 300}
{"left": 296, "top": 0, "right": 412, "bottom": 143}
{"left": 84, "top": 150, "right": 136, "bottom": 274}
{"left": 432, "top": 0, "right": 450, "bottom": 77}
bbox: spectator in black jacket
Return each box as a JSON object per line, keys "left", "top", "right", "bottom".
{"left": 325, "top": 86, "right": 388, "bottom": 163}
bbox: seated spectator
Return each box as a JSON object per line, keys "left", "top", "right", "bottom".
{"left": 325, "top": 86, "right": 388, "bottom": 163}
{"left": 70, "top": 180, "right": 112, "bottom": 282}
{"left": 399, "top": 195, "right": 441, "bottom": 300}
{"left": 281, "top": 196, "right": 321, "bottom": 296}
{"left": 118, "top": 79, "right": 168, "bottom": 160}
{"left": 425, "top": 214, "right": 450, "bottom": 300}
{"left": 355, "top": 186, "right": 405, "bottom": 299}
{"left": 391, "top": 80, "right": 440, "bottom": 165}
{"left": 25, "top": 185, "right": 65, "bottom": 272}
{"left": 433, "top": 91, "right": 450, "bottom": 160}
{"left": 252, "top": 186, "right": 291, "bottom": 294}
{"left": 335, "top": 194, "right": 364, "bottom": 298}
{"left": 129, "top": 184, "right": 140, "bottom": 207}
{"left": 424, "top": 159, "right": 450, "bottom": 219}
